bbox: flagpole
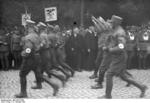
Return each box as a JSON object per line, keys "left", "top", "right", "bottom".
{"left": 80, "top": 0, "right": 84, "bottom": 28}
{"left": 23, "top": 2, "right": 28, "bottom": 34}
{"left": 23, "top": 2, "right": 28, "bottom": 16}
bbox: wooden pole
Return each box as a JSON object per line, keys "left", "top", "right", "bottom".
{"left": 80, "top": 0, "right": 84, "bottom": 27}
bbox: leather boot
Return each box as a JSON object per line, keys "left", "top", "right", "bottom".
{"left": 98, "top": 95, "right": 112, "bottom": 99}
{"left": 89, "top": 74, "right": 97, "bottom": 79}
{"left": 15, "top": 92, "right": 27, "bottom": 98}
{"left": 91, "top": 83, "right": 103, "bottom": 89}
{"left": 15, "top": 77, "right": 27, "bottom": 98}
{"left": 31, "top": 85, "right": 42, "bottom": 89}
{"left": 42, "top": 75, "right": 59, "bottom": 96}
{"left": 140, "top": 85, "right": 148, "bottom": 98}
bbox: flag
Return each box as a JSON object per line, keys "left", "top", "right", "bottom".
{"left": 44, "top": 7, "right": 57, "bottom": 22}
{"left": 22, "top": 13, "right": 31, "bottom": 26}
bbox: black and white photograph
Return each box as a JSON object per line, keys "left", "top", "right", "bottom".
{"left": 0, "top": 0, "right": 150, "bottom": 100}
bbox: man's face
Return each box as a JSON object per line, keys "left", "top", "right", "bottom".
{"left": 27, "top": 26, "right": 35, "bottom": 32}
{"left": 89, "top": 26, "right": 94, "bottom": 32}
{"left": 73, "top": 28, "right": 79, "bottom": 34}
{"left": 14, "top": 30, "right": 19, "bottom": 34}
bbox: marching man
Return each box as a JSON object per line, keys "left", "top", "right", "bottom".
{"left": 98, "top": 15, "right": 148, "bottom": 99}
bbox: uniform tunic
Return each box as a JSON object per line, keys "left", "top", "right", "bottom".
{"left": 107, "top": 26, "right": 127, "bottom": 75}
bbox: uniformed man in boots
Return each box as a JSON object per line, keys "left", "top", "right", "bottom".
{"left": 99, "top": 15, "right": 147, "bottom": 99}
{"left": 47, "top": 24, "right": 71, "bottom": 80}
{"left": 53, "top": 25, "right": 73, "bottom": 77}
{"left": 35, "top": 22, "right": 66, "bottom": 87}
{"left": 89, "top": 17, "right": 111, "bottom": 79}
{"left": 0, "top": 29, "right": 4, "bottom": 70}
{"left": 91, "top": 29, "right": 112, "bottom": 89}
{"left": 90, "top": 17, "right": 114, "bottom": 88}
{"left": 15, "top": 20, "right": 59, "bottom": 98}
{"left": 11, "top": 28, "right": 22, "bottom": 69}
{"left": 54, "top": 26, "right": 75, "bottom": 77}
{"left": 0, "top": 28, "right": 10, "bottom": 71}
{"left": 137, "top": 28, "right": 150, "bottom": 69}
{"left": 126, "top": 29, "right": 137, "bottom": 69}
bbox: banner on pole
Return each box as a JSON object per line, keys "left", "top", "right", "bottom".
{"left": 44, "top": 7, "right": 57, "bottom": 22}
{"left": 22, "top": 13, "right": 31, "bottom": 26}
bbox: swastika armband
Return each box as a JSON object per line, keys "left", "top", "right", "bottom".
{"left": 40, "top": 43, "right": 44, "bottom": 47}
{"left": 118, "top": 43, "right": 124, "bottom": 49}
{"left": 25, "top": 48, "right": 31, "bottom": 53}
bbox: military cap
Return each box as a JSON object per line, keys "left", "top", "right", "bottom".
{"left": 47, "top": 24, "right": 54, "bottom": 28}
{"left": 37, "top": 22, "right": 46, "bottom": 27}
{"left": 108, "top": 15, "right": 123, "bottom": 25}
{"left": 54, "top": 25, "right": 60, "bottom": 32}
{"left": 26, "top": 19, "right": 36, "bottom": 24}
{"left": 26, "top": 20, "right": 36, "bottom": 28}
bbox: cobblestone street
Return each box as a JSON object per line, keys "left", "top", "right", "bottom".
{"left": 0, "top": 69, "right": 150, "bottom": 99}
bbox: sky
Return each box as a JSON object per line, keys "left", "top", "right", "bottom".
{"left": 1, "top": 0, "right": 150, "bottom": 27}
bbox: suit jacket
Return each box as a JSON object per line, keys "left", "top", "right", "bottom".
{"left": 84, "top": 30, "right": 98, "bottom": 51}
{"left": 69, "top": 33, "right": 86, "bottom": 53}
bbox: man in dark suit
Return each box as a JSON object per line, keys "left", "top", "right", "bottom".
{"left": 84, "top": 26, "right": 98, "bottom": 71}
{"left": 137, "top": 28, "right": 150, "bottom": 69}
{"left": 70, "top": 27, "right": 85, "bottom": 72}
{"left": 0, "top": 28, "right": 10, "bottom": 71}
{"left": 65, "top": 30, "right": 75, "bottom": 69}
{"left": 126, "top": 30, "right": 137, "bottom": 69}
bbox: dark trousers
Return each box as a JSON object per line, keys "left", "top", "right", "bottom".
{"left": 40, "top": 49, "right": 66, "bottom": 84}
{"left": 138, "top": 51, "right": 148, "bottom": 69}
{"left": 19, "top": 55, "right": 42, "bottom": 94}
{"left": 50, "top": 47, "right": 70, "bottom": 78}
{"left": 93, "top": 48, "right": 103, "bottom": 75}
{"left": 127, "top": 51, "right": 135, "bottom": 69}
{"left": 19, "top": 54, "right": 58, "bottom": 94}
{"left": 65, "top": 48, "right": 75, "bottom": 69}
{"left": 70, "top": 50, "right": 83, "bottom": 71}
{"left": 86, "top": 50, "right": 97, "bottom": 71}
{"left": 105, "top": 52, "right": 144, "bottom": 98}
{"left": 76, "top": 51, "right": 82, "bottom": 71}
{"left": 105, "top": 70, "right": 144, "bottom": 98}
{"left": 97, "top": 51, "right": 112, "bottom": 84}
{"left": 12, "top": 51, "right": 22, "bottom": 69}
{"left": 56, "top": 47, "right": 74, "bottom": 75}
{"left": 0, "top": 52, "right": 9, "bottom": 70}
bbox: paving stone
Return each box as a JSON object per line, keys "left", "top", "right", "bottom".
{"left": 0, "top": 69, "right": 150, "bottom": 98}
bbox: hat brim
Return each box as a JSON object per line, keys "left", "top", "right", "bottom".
{"left": 107, "top": 20, "right": 122, "bottom": 25}
{"left": 107, "top": 19, "right": 113, "bottom": 23}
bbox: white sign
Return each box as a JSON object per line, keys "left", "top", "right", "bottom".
{"left": 45, "top": 7, "right": 57, "bottom": 22}
{"left": 22, "top": 13, "right": 31, "bottom": 26}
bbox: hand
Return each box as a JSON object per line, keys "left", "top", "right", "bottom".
{"left": 88, "top": 49, "right": 91, "bottom": 52}
{"left": 102, "top": 46, "right": 107, "bottom": 50}
{"left": 103, "top": 46, "right": 109, "bottom": 52}
{"left": 4, "top": 42, "right": 8, "bottom": 45}
{"left": 40, "top": 43, "right": 44, "bottom": 47}
{"left": 0, "top": 41, "right": 3, "bottom": 44}
{"left": 91, "top": 16, "right": 95, "bottom": 20}
{"left": 71, "top": 48, "right": 74, "bottom": 51}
